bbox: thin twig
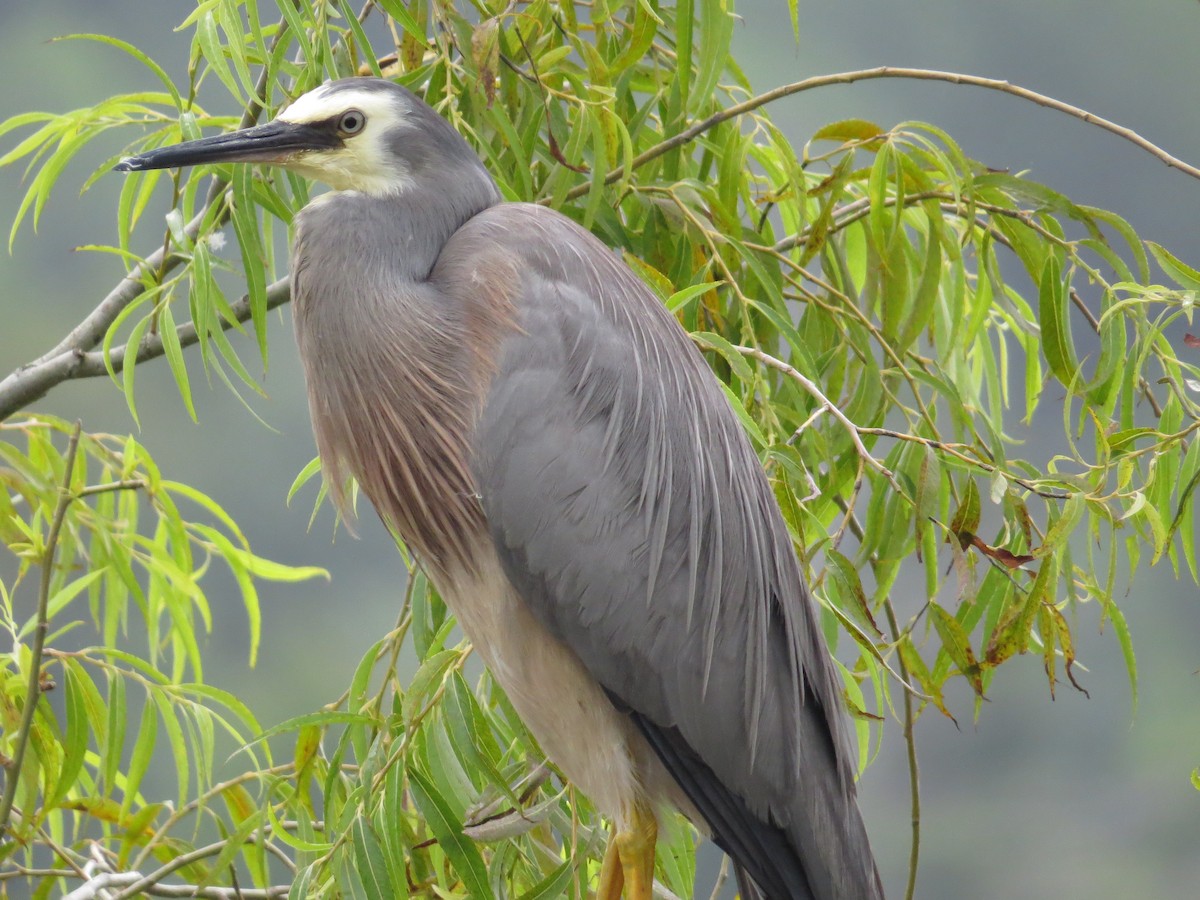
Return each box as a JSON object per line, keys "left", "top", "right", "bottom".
{"left": 708, "top": 856, "right": 730, "bottom": 900}
{"left": 697, "top": 338, "right": 907, "bottom": 497}
{"left": 130, "top": 766, "right": 295, "bottom": 870}
{"left": 111, "top": 832, "right": 274, "bottom": 900}
{"left": 139, "top": 884, "right": 288, "bottom": 899}
{"left": 561, "top": 65, "right": 1200, "bottom": 203}
{"left": 0, "top": 278, "right": 290, "bottom": 420}
{"left": 857, "top": 427, "right": 1071, "bottom": 500}
{"left": 65, "top": 870, "right": 288, "bottom": 900}
{"left": 883, "top": 599, "right": 921, "bottom": 900}
{"left": 75, "top": 479, "right": 148, "bottom": 498}
{"left": 0, "top": 866, "right": 76, "bottom": 880}
{"left": 0, "top": 421, "right": 82, "bottom": 836}
{"left": 833, "top": 499, "right": 922, "bottom": 898}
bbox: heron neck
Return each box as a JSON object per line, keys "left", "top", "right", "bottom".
{"left": 296, "top": 162, "right": 501, "bottom": 284}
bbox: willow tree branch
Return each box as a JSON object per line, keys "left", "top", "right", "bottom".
{"left": 6, "top": 66, "right": 1194, "bottom": 422}
{"left": 65, "top": 872, "right": 288, "bottom": 900}
{"left": 699, "top": 338, "right": 907, "bottom": 497}
{"left": 562, "top": 65, "right": 1200, "bottom": 203}
{"left": 109, "top": 833, "right": 276, "bottom": 900}
{"left": 0, "top": 12, "right": 296, "bottom": 423}
{"left": 0, "top": 278, "right": 291, "bottom": 420}
{"left": 0, "top": 421, "right": 82, "bottom": 836}
{"left": 29, "top": 216, "right": 204, "bottom": 370}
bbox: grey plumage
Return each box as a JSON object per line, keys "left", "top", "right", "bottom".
{"left": 469, "top": 204, "right": 880, "bottom": 898}
{"left": 116, "top": 77, "right": 883, "bottom": 899}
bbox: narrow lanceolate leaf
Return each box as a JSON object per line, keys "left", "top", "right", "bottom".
{"left": 929, "top": 602, "right": 984, "bottom": 696}
{"left": 695, "top": 0, "right": 735, "bottom": 113}
{"left": 810, "top": 119, "right": 886, "bottom": 145}
{"left": 102, "top": 672, "right": 126, "bottom": 797}
{"left": 825, "top": 549, "right": 881, "bottom": 636}
{"left": 899, "top": 217, "right": 942, "bottom": 351}
{"left": 519, "top": 861, "right": 575, "bottom": 900}
{"left": 948, "top": 478, "right": 981, "bottom": 547}
{"left": 897, "top": 636, "right": 952, "bottom": 721}
{"left": 1147, "top": 241, "right": 1200, "bottom": 291}
{"left": 55, "top": 34, "right": 181, "bottom": 108}
{"left": 409, "top": 766, "right": 495, "bottom": 900}
{"left": 1101, "top": 592, "right": 1138, "bottom": 711}
{"left": 1037, "top": 605, "right": 1059, "bottom": 698}
{"left": 232, "top": 164, "right": 269, "bottom": 363}
{"left": 18, "top": 570, "right": 104, "bottom": 638}
{"left": 1169, "top": 436, "right": 1200, "bottom": 583}
{"left": 158, "top": 302, "right": 197, "bottom": 421}
{"left": 1038, "top": 256, "right": 1079, "bottom": 389}
{"left": 120, "top": 697, "right": 158, "bottom": 818}
{"left": 250, "top": 710, "right": 375, "bottom": 747}
{"left": 53, "top": 662, "right": 92, "bottom": 808}
{"left": 352, "top": 815, "right": 395, "bottom": 898}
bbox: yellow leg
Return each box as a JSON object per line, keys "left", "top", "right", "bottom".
{"left": 596, "top": 838, "right": 624, "bottom": 900}
{"left": 595, "top": 805, "right": 657, "bottom": 900}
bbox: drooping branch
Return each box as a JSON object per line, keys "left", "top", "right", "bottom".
{"left": 0, "top": 15, "right": 292, "bottom": 423}
{"left": 3, "top": 65, "right": 1196, "bottom": 424}
{"left": 563, "top": 65, "right": 1200, "bottom": 203}
{"left": 0, "top": 279, "right": 290, "bottom": 420}
{"left": 0, "top": 421, "right": 81, "bottom": 837}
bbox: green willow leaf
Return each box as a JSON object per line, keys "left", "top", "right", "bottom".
{"left": 409, "top": 766, "right": 495, "bottom": 900}
{"left": 119, "top": 698, "right": 158, "bottom": 819}
{"left": 1038, "top": 255, "right": 1080, "bottom": 389}
{"left": 352, "top": 815, "right": 395, "bottom": 898}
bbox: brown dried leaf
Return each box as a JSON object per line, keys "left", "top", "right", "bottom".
{"left": 471, "top": 18, "right": 500, "bottom": 107}
{"left": 548, "top": 130, "right": 588, "bottom": 174}
{"left": 968, "top": 533, "right": 1035, "bottom": 569}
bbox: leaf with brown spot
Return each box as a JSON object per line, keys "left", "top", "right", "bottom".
{"left": 986, "top": 556, "right": 1056, "bottom": 666}
{"left": 842, "top": 693, "right": 884, "bottom": 722}
{"left": 826, "top": 548, "right": 882, "bottom": 637}
{"left": 1049, "top": 605, "right": 1089, "bottom": 697}
{"left": 929, "top": 602, "right": 984, "bottom": 696}
{"left": 898, "top": 635, "right": 956, "bottom": 725}
{"left": 948, "top": 479, "right": 981, "bottom": 549}
{"left": 1037, "top": 605, "right": 1058, "bottom": 699}
{"left": 810, "top": 119, "right": 887, "bottom": 151}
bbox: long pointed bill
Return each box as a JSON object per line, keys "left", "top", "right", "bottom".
{"left": 114, "top": 119, "right": 340, "bottom": 172}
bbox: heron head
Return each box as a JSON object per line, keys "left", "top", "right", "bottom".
{"left": 115, "top": 78, "right": 462, "bottom": 196}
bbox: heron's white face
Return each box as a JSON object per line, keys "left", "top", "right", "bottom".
{"left": 276, "top": 84, "right": 412, "bottom": 195}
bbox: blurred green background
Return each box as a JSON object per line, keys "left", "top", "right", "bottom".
{"left": 1, "top": 2, "right": 1197, "bottom": 897}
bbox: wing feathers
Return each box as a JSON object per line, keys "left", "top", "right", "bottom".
{"left": 459, "top": 203, "right": 882, "bottom": 899}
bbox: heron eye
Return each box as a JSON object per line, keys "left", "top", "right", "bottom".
{"left": 338, "top": 110, "right": 366, "bottom": 136}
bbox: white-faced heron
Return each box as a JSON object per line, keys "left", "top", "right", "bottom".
{"left": 116, "top": 77, "right": 884, "bottom": 900}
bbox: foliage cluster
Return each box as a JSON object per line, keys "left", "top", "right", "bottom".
{"left": 1, "top": 0, "right": 1198, "bottom": 897}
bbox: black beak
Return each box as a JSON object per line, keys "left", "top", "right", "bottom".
{"left": 114, "top": 119, "right": 340, "bottom": 172}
